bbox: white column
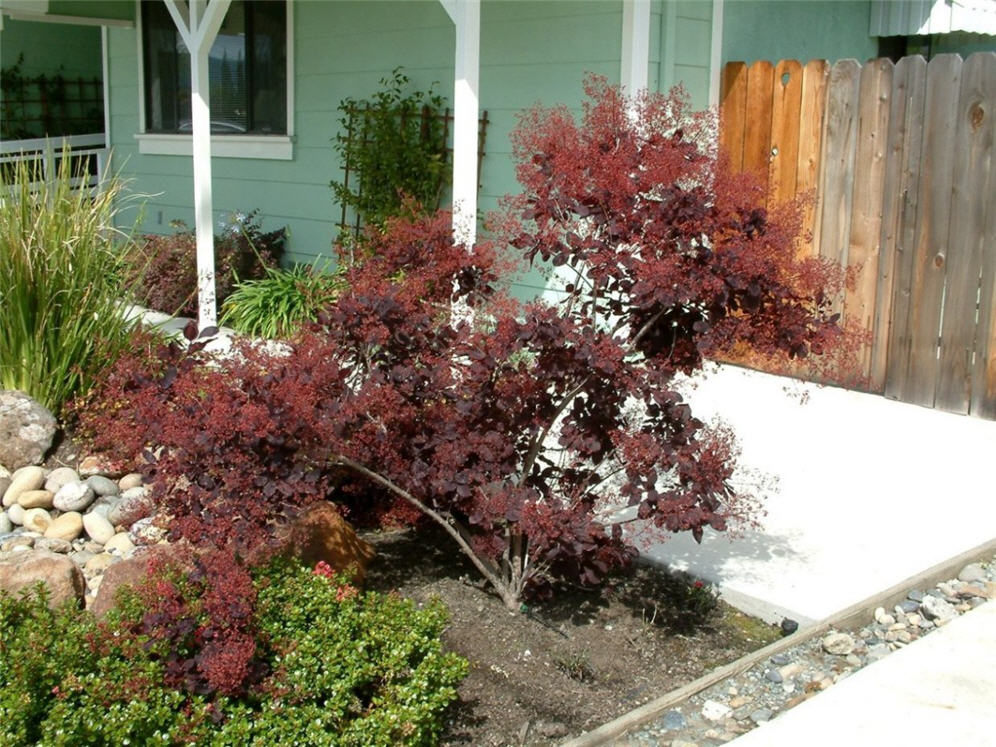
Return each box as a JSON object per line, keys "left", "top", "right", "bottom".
{"left": 709, "top": 0, "right": 725, "bottom": 107}
{"left": 443, "top": 0, "right": 480, "bottom": 247}
{"left": 164, "top": 0, "right": 230, "bottom": 330}
{"left": 621, "top": 0, "right": 650, "bottom": 94}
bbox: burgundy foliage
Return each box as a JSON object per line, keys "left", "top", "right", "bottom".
{"left": 82, "top": 78, "right": 843, "bottom": 610}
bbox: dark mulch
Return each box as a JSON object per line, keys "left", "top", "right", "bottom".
{"left": 362, "top": 525, "right": 781, "bottom": 746}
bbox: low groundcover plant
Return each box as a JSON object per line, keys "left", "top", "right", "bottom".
{"left": 0, "top": 554, "right": 467, "bottom": 746}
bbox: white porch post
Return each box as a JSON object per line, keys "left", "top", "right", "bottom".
{"left": 441, "top": 0, "right": 480, "bottom": 247}
{"left": 621, "top": 0, "right": 650, "bottom": 94}
{"left": 164, "top": 0, "right": 231, "bottom": 330}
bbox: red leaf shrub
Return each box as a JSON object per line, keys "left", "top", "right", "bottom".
{"left": 125, "top": 210, "right": 285, "bottom": 317}
{"left": 83, "top": 78, "right": 844, "bottom": 610}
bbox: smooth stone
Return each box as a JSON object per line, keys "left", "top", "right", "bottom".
{"left": 873, "top": 606, "right": 895, "bottom": 626}
{"left": 0, "top": 512, "right": 11, "bottom": 534}
{"left": 104, "top": 532, "right": 135, "bottom": 555}
{"left": 107, "top": 492, "right": 152, "bottom": 527}
{"left": 899, "top": 599, "right": 919, "bottom": 613}
{"left": 2, "top": 535, "right": 34, "bottom": 551}
{"left": 53, "top": 482, "right": 96, "bottom": 513}
{"left": 764, "top": 668, "right": 783, "bottom": 683}
{"left": 44, "top": 512, "right": 84, "bottom": 542}
{"left": 85, "top": 475, "right": 120, "bottom": 497}
{"left": 7, "top": 504, "right": 25, "bottom": 525}
{"left": 845, "top": 653, "right": 863, "bottom": 667}
{"left": 779, "top": 662, "right": 803, "bottom": 680}
{"left": 120, "top": 486, "right": 149, "bottom": 501}
{"left": 89, "top": 497, "right": 117, "bottom": 519}
{"left": 44, "top": 467, "right": 80, "bottom": 494}
{"left": 907, "top": 589, "right": 925, "bottom": 602}
{"left": 701, "top": 699, "right": 732, "bottom": 722}
{"left": 82, "top": 512, "right": 115, "bottom": 545}
{"left": 920, "top": 594, "right": 958, "bottom": 623}
{"left": 17, "top": 489, "right": 54, "bottom": 510}
{"left": 118, "top": 473, "right": 144, "bottom": 491}
{"left": 770, "top": 653, "right": 791, "bottom": 666}
{"left": 750, "top": 708, "right": 773, "bottom": 724}
{"left": 822, "top": 632, "right": 855, "bottom": 656}
{"left": 35, "top": 537, "right": 73, "bottom": 554}
{"left": 3, "top": 466, "right": 45, "bottom": 508}
{"left": 958, "top": 563, "right": 987, "bottom": 583}
{"left": 83, "top": 553, "right": 117, "bottom": 574}
{"left": 22, "top": 507, "right": 52, "bottom": 533}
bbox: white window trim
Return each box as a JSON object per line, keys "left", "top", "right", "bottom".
{"left": 133, "top": 0, "right": 295, "bottom": 161}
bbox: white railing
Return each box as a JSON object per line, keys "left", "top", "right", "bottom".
{"left": 0, "top": 133, "right": 108, "bottom": 191}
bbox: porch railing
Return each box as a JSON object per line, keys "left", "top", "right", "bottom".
{"left": 0, "top": 133, "right": 108, "bottom": 191}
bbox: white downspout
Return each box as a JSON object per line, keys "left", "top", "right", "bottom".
{"left": 621, "top": 0, "right": 650, "bottom": 94}
{"left": 441, "top": 0, "right": 480, "bottom": 247}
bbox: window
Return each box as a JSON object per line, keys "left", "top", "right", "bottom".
{"left": 141, "top": 0, "right": 287, "bottom": 136}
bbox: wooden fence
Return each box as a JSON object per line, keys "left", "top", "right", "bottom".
{"left": 720, "top": 53, "right": 996, "bottom": 419}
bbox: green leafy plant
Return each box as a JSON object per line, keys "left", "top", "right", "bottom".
{"left": 0, "top": 150, "right": 139, "bottom": 416}
{"left": 0, "top": 557, "right": 468, "bottom": 746}
{"left": 332, "top": 67, "right": 449, "bottom": 233}
{"left": 220, "top": 262, "right": 346, "bottom": 338}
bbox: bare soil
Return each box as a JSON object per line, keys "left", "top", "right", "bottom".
{"left": 362, "top": 525, "right": 782, "bottom": 746}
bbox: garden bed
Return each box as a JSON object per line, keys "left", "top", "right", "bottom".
{"left": 361, "top": 525, "right": 781, "bottom": 746}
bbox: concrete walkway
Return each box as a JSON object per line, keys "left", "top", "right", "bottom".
{"left": 632, "top": 363, "right": 996, "bottom": 626}
{"left": 727, "top": 599, "right": 996, "bottom": 746}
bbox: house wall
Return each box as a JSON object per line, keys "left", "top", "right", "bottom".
{"left": 0, "top": 17, "right": 103, "bottom": 79}
{"left": 721, "top": 0, "right": 879, "bottom": 64}
{"left": 106, "top": 0, "right": 714, "bottom": 297}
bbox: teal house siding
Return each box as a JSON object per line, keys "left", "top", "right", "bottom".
{"left": 721, "top": 0, "right": 878, "bottom": 64}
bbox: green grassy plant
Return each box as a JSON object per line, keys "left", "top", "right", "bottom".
{"left": 220, "top": 263, "right": 345, "bottom": 338}
{"left": 0, "top": 151, "right": 138, "bottom": 416}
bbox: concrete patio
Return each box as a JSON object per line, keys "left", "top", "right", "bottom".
{"left": 633, "top": 363, "right": 996, "bottom": 626}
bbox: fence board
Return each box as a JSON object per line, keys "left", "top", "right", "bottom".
{"left": 796, "top": 60, "right": 829, "bottom": 258}
{"left": 881, "top": 56, "right": 929, "bottom": 397}
{"left": 902, "top": 55, "right": 964, "bottom": 407}
{"left": 768, "top": 59, "right": 804, "bottom": 208}
{"left": 818, "top": 60, "right": 862, "bottom": 278}
{"left": 720, "top": 62, "right": 749, "bottom": 172}
{"left": 743, "top": 61, "right": 775, "bottom": 182}
{"left": 845, "top": 58, "right": 893, "bottom": 383}
{"left": 936, "top": 53, "right": 996, "bottom": 413}
{"left": 972, "top": 140, "right": 996, "bottom": 418}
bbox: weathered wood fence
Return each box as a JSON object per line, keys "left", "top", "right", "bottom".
{"left": 720, "top": 53, "right": 996, "bottom": 419}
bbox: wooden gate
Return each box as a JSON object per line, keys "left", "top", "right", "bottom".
{"left": 720, "top": 53, "right": 996, "bottom": 419}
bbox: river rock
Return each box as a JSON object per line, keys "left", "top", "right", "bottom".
{"left": 0, "top": 549, "right": 85, "bottom": 608}
{"left": 958, "top": 563, "right": 987, "bottom": 583}
{"left": 85, "top": 475, "right": 120, "bottom": 497}
{"left": 3, "top": 465, "right": 45, "bottom": 508}
{"left": 7, "top": 504, "right": 25, "bottom": 526}
{"left": 107, "top": 491, "right": 152, "bottom": 527}
{"left": 920, "top": 595, "right": 958, "bottom": 623}
{"left": 82, "top": 512, "right": 116, "bottom": 545}
{"left": 45, "top": 512, "right": 83, "bottom": 542}
{"left": 45, "top": 467, "right": 80, "bottom": 494}
{"left": 17, "top": 489, "right": 54, "bottom": 510}
{"left": 83, "top": 553, "right": 117, "bottom": 575}
{"left": 0, "top": 391, "right": 57, "bottom": 469}
{"left": 118, "top": 473, "right": 144, "bottom": 491}
{"left": 53, "top": 482, "right": 96, "bottom": 513}
{"left": 35, "top": 537, "right": 72, "bottom": 554}
{"left": 822, "top": 632, "right": 855, "bottom": 656}
{"left": 22, "top": 507, "right": 52, "bottom": 533}
{"left": 104, "top": 532, "right": 135, "bottom": 555}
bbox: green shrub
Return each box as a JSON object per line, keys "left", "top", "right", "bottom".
{"left": 0, "top": 151, "right": 138, "bottom": 416}
{"left": 220, "top": 262, "right": 345, "bottom": 338}
{"left": 0, "top": 559, "right": 467, "bottom": 746}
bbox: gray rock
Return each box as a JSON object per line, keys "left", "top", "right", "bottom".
{"left": 920, "top": 595, "right": 958, "bottom": 623}
{"left": 822, "top": 632, "right": 855, "bottom": 656}
{"left": 866, "top": 644, "right": 890, "bottom": 663}
{"left": 3, "top": 466, "right": 45, "bottom": 508}
{"left": 764, "top": 668, "right": 783, "bottom": 683}
{"left": 107, "top": 493, "right": 151, "bottom": 527}
{"left": 660, "top": 710, "right": 686, "bottom": 730}
{"left": 899, "top": 599, "right": 919, "bottom": 613}
{"left": 958, "top": 563, "right": 987, "bottom": 583}
{"left": 0, "top": 391, "right": 57, "bottom": 469}
{"left": 44, "top": 467, "right": 80, "bottom": 494}
{"left": 35, "top": 537, "right": 72, "bottom": 554}
{"left": 85, "top": 475, "right": 120, "bottom": 497}
{"left": 53, "top": 482, "right": 96, "bottom": 513}
{"left": 69, "top": 550, "right": 96, "bottom": 567}
{"left": 770, "top": 653, "right": 791, "bottom": 665}
{"left": 750, "top": 708, "right": 773, "bottom": 723}
{"left": 0, "top": 512, "right": 11, "bottom": 534}
{"left": 907, "top": 589, "right": 925, "bottom": 602}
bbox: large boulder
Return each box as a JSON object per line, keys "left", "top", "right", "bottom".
{"left": 271, "top": 502, "right": 376, "bottom": 585}
{"left": 0, "top": 549, "right": 85, "bottom": 609}
{"left": 0, "top": 391, "right": 57, "bottom": 470}
{"left": 90, "top": 545, "right": 179, "bottom": 619}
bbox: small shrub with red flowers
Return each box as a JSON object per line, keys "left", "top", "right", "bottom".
{"left": 0, "top": 555, "right": 467, "bottom": 746}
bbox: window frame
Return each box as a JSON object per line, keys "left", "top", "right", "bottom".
{"left": 133, "top": 0, "right": 294, "bottom": 160}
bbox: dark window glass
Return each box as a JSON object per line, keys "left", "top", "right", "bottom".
{"left": 142, "top": 0, "right": 286, "bottom": 135}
